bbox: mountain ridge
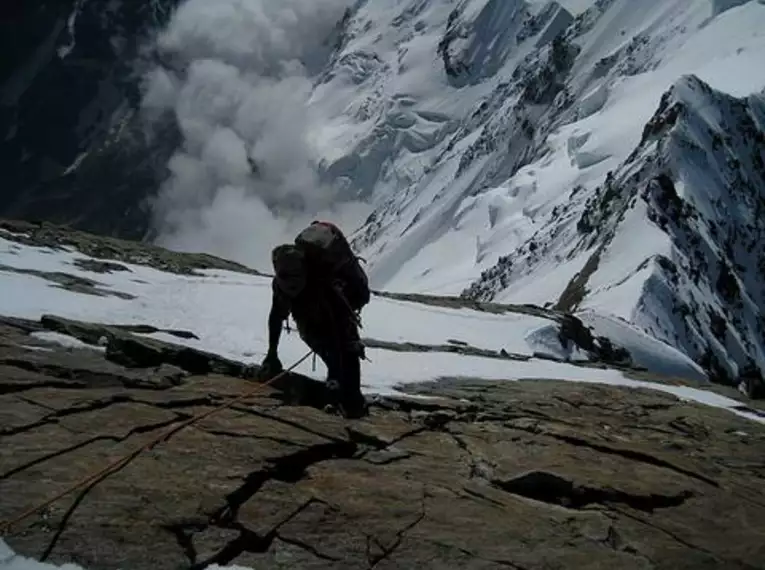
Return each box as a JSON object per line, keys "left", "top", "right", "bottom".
{"left": 462, "top": 73, "right": 765, "bottom": 391}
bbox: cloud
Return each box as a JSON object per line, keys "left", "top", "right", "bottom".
{"left": 141, "top": 0, "right": 361, "bottom": 270}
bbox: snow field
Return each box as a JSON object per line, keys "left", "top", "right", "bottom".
{"left": 0, "top": 235, "right": 760, "bottom": 427}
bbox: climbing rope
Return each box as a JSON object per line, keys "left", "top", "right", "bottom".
{"left": 0, "top": 350, "right": 314, "bottom": 536}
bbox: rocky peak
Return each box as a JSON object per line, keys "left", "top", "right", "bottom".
{"left": 459, "top": 72, "right": 765, "bottom": 392}
{"left": 0, "top": 0, "right": 181, "bottom": 240}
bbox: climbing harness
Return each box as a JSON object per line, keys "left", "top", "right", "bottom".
{"left": 0, "top": 350, "right": 314, "bottom": 537}
{"left": 331, "top": 282, "right": 364, "bottom": 330}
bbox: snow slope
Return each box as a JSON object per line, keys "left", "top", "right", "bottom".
{"left": 287, "top": 0, "right": 765, "bottom": 388}
{"left": 0, "top": 232, "right": 760, "bottom": 424}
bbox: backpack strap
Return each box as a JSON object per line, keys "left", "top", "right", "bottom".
{"left": 330, "top": 280, "right": 364, "bottom": 330}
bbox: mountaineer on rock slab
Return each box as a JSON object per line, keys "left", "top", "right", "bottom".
{"left": 261, "top": 220, "right": 371, "bottom": 419}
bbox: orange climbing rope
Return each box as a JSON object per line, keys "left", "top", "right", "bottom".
{"left": 0, "top": 350, "right": 314, "bottom": 536}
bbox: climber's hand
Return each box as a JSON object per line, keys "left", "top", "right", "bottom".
{"left": 259, "top": 352, "right": 283, "bottom": 379}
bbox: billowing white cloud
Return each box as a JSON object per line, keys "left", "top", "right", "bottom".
{"left": 141, "top": 0, "right": 362, "bottom": 270}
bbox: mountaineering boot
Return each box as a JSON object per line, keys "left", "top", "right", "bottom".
{"left": 323, "top": 399, "right": 368, "bottom": 419}
{"left": 323, "top": 377, "right": 368, "bottom": 419}
{"left": 323, "top": 377, "right": 342, "bottom": 415}
{"left": 337, "top": 395, "right": 369, "bottom": 419}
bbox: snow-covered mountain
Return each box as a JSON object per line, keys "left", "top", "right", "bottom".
{"left": 299, "top": 0, "right": 765, "bottom": 390}
{"left": 3, "top": 0, "right": 765, "bottom": 392}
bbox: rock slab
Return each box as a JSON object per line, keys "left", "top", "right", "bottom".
{"left": 1, "top": 319, "right": 764, "bottom": 570}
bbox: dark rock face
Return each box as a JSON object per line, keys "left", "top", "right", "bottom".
{"left": 1, "top": 315, "right": 764, "bottom": 569}
{"left": 0, "top": 0, "right": 181, "bottom": 240}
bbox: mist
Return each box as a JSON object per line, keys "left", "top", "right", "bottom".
{"left": 141, "top": 0, "right": 366, "bottom": 270}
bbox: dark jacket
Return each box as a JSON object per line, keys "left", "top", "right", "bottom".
{"left": 267, "top": 277, "right": 359, "bottom": 358}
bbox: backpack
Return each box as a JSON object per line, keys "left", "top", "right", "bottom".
{"left": 271, "top": 244, "right": 307, "bottom": 298}
{"left": 294, "top": 221, "right": 370, "bottom": 312}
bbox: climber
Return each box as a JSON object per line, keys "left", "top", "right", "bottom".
{"left": 260, "top": 221, "right": 371, "bottom": 419}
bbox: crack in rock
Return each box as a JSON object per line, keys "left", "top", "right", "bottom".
{"left": 252, "top": 497, "right": 334, "bottom": 550}
{"left": 2, "top": 394, "right": 184, "bottom": 436}
{"left": 1, "top": 417, "right": 182, "bottom": 480}
{"left": 1, "top": 434, "right": 114, "bottom": 481}
{"left": 3, "top": 396, "right": 223, "bottom": 439}
{"left": 161, "top": 519, "right": 207, "bottom": 567}
{"left": 190, "top": 529, "right": 270, "bottom": 570}
{"left": 427, "top": 539, "right": 532, "bottom": 569}
{"left": 360, "top": 449, "right": 414, "bottom": 466}
{"left": 600, "top": 525, "right": 655, "bottom": 566}
{"left": 41, "top": 476, "right": 100, "bottom": 561}
{"left": 346, "top": 424, "right": 428, "bottom": 452}
{"left": 368, "top": 486, "right": 428, "bottom": 568}
{"left": 607, "top": 506, "right": 756, "bottom": 568}
{"left": 475, "top": 408, "right": 571, "bottom": 425}
{"left": 344, "top": 425, "right": 429, "bottom": 467}
{"left": 508, "top": 424, "right": 719, "bottom": 487}
{"left": 211, "top": 441, "right": 358, "bottom": 526}
{"left": 197, "top": 427, "right": 309, "bottom": 449}
{"left": 0, "top": 377, "right": 88, "bottom": 395}
{"left": 493, "top": 470, "right": 694, "bottom": 513}
{"left": 229, "top": 405, "right": 348, "bottom": 444}
{"left": 459, "top": 485, "right": 508, "bottom": 509}
{"left": 447, "top": 430, "right": 496, "bottom": 481}
{"left": 16, "top": 395, "right": 58, "bottom": 412}
{"left": 270, "top": 532, "right": 342, "bottom": 563}
{"left": 131, "top": 396, "right": 225, "bottom": 410}
{"left": 34, "top": 417, "right": 191, "bottom": 561}
{"left": 182, "top": 498, "right": 337, "bottom": 568}
{"left": 372, "top": 396, "right": 475, "bottom": 416}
